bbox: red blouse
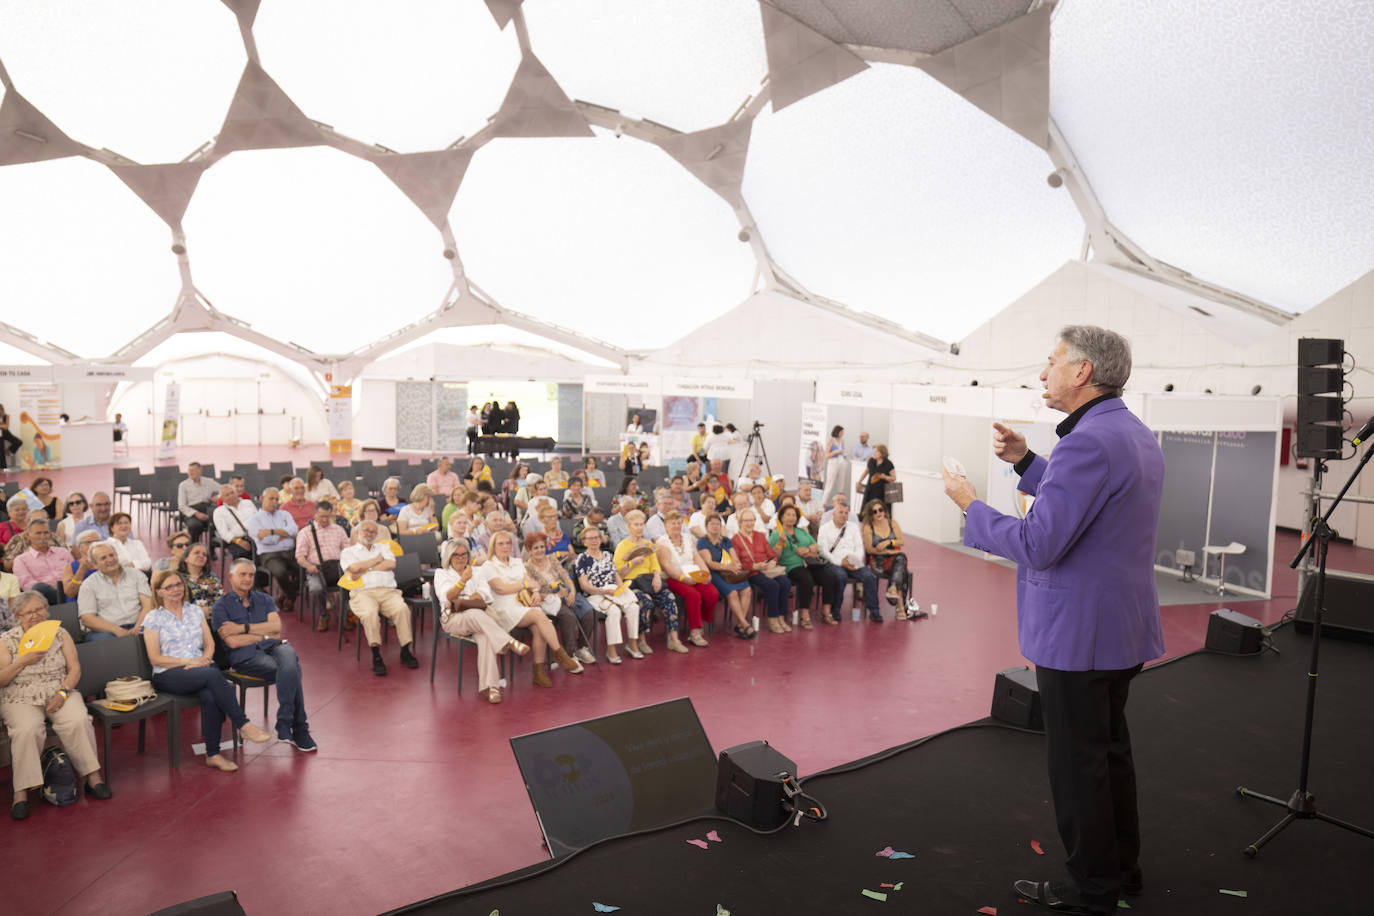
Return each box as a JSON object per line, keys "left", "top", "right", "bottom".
{"left": 732, "top": 530, "right": 776, "bottom": 572}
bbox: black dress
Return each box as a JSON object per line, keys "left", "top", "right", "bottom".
{"left": 863, "top": 457, "right": 894, "bottom": 510}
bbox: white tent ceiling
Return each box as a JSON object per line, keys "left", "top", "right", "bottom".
{"left": 0, "top": 0, "right": 1369, "bottom": 381}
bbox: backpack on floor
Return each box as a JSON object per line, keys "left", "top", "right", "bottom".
{"left": 41, "top": 746, "right": 79, "bottom": 807}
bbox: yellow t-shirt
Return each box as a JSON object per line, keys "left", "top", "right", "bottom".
{"left": 613, "top": 538, "right": 661, "bottom": 581}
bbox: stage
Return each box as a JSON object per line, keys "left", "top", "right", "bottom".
{"left": 389, "top": 622, "right": 1373, "bottom": 916}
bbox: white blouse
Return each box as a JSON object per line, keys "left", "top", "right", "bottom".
{"left": 105, "top": 535, "right": 152, "bottom": 573}
{"left": 654, "top": 532, "right": 701, "bottom": 578}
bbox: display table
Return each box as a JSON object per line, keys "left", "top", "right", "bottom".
{"left": 57, "top": 421, "right": 115, "bottom": 468}
{"left": 472, "top": 435, "right": 556, "bottom": 457}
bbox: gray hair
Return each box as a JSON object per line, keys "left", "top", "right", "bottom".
{"left": 262, "top": 487, "right": 280, "bottom": 499}
{"left": 75, "top": 529, "right": 103, "bottom": 544}
{"left": 1059, "top": 325, "right": 1132, "bottom": 396}
{"left": 14, "top": 590, "right": 49, "bottom": 615}
{"left": 6, "top": 494, "right": 26, "bottom": 510}
{"left": 230, "top": 558, "right": 257, "bottom": 574}
{"left": 88, "top": 542, "right": 118, "bottom": 562}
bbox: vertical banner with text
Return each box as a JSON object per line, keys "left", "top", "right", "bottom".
{"left": 328, "top": 384, "right": 353, "bottom": 453}
{"left": 798, "top": 402, "right": 828, "bottom": 485}
{"left": 17, "top": 383, "right": 62, "bottom": 469}
{"left": 159, "top": 381, "right": 180, "bottom": 460}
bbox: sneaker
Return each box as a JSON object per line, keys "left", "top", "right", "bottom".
{"left": 276, "top": 726, "right": 292, "bottom": 743}
{"left": 289, "top": 729, "right": 319, "bottom": 753}
{"left": 574, "top": 647, "right": 596, "bottom": 665}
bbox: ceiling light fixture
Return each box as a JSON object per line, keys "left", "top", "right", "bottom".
{"left": 1047, "top": 168, "right": 1067, "bottom": 188}
{"left": 14, "top": 129, "right": 46, "bottom": 143}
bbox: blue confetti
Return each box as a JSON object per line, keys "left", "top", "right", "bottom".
{"left": 592, "top": 904, "right": 621, "bottom": 913}
{"left": 887, "top": 851, "right": 915, "bottom": 860}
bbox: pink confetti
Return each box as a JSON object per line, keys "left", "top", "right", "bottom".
{"left": 706, "top": 830, "right": 722, "bottom": 843}
{"left": 687, "top": 839, "right": 709, "bottom": 849}
{"left": 1031, "top": 840, "right": 1044, "bottom": 855}
{"left": 977, "top": 908, "right": 998, "bottom": 915}
{"left": 875, "top": 846, "right": 895, "bottom": 857}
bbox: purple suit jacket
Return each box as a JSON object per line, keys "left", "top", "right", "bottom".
{"left": 964, "top": 399, "right": 1166, "bottom": 671}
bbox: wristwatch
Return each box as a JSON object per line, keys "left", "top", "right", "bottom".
{"left": 243, "top": 622, "right": 250, "bottom": 634}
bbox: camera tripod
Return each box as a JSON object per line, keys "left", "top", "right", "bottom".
{"left": 743, "top": 422, "right": 773, "bottom": 480}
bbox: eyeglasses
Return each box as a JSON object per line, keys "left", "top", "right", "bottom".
{"left": 68, "top": 499, "right": 87, "bottom": 507}
{"left": 872, "top": 509, "right": 886, "bottom": 515}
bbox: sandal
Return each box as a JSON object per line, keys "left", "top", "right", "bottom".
{"left": 507, "top": 638, "right": 530, "bottom": 656}
{"left": 800, "top": 614, "right": 814, "bottom": 630}
{"left": 486, "top": 687, "right": 502, "bottom": 705}
{"left": 822, "top": 613, "right": 838, "bottom": 626}
{"left": 688, "top": 632, "right": 709, "bottom": 647}
{"left": 767, "top": 618, "right": 784, "bottom": 634}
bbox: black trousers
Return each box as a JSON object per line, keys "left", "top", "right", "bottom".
{"left": 1034, "top": 664, "right": 1143, "bottom": 911}
{"left": 259, "top": 551, "right": 300, "bottom": 598}
{"left": 184, "top": 501, "right": 213, "bottom": 544}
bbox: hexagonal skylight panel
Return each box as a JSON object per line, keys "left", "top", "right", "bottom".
{"left": 1051, "top": 0, "right": 1374, "bottom": 313}
{"left": 182, "top": 147, "right": 455, "bottom": 354}
{"left": 743, "top": 63, "right": 1083, "bottom": 343}
{"left": 0, "top": 157, "right": 180, "bottom": 357}
{"left": 523, "top": 0, "right": 766, "bottom": 131}
{"left": 451, "top": 129, "right": 758, "bottom": 350}
{"left": 253, "top": 0, "right": 521, "bottom": 152}
{"left": 0, "top": 1, "right": 244, "bottom": 163}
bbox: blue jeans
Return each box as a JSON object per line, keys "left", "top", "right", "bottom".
{"left": 233, "top": 644, "right": 306, "bottom": 736}
{"left": 842, "top": 564, "right": 880, "bottom": 613}
{"left": 84, "top": 625, "right": 136, "bottom": 642}
{"left": 153, "top": 665, "right": 248, "bottom": 757}
{"left": 748, "top": 573, "right": 789, "bottom": 618}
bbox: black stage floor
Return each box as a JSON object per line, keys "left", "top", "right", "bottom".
{"left": 389, "top": 622, "right": 1373, "bottom": 915}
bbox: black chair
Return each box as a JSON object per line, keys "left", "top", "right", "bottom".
{"left": 226, "top": 669, "right": 274, "bottom": 750}
{"left": 396, "top": 533, "right": 440, "bottom": 572}
{"left": 431, "top": 493, "right": 447, "bottom": 525}
{"left": 267, "top": 461, "right": 293, "bottom": 480}
{"left": 51, "top": 603, "right": 83, "bottom": 644}
{"left": 76, "top": 637, "right": 177, "bottom": 784}
{"left": 394, "top": 551, "right": 430, "bottom": 637}
{"left": 112, "top": 466, "right": 138, "bottom": 511}
{"left": 428, "top": 594, "right": 507, "bottom": 695}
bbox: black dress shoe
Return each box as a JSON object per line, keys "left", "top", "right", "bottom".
{"left": 87, "top": 782, "right": 113, "bottom": 800}
{"left": 399, "top": 645, "right": 419, "bottom": 669}
{"left": 372, "top": 656, "right": 388, "bottom": 676}
{"left": 1012, "top": 880, "right": 1112, "bottom": 915}
{"left": 1121, "top": 865, "right": 1143, "bottom": 896}
{"left": 11, "top": 800, "right": 30, "bottom": 821}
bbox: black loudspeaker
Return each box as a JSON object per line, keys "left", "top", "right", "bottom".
{"left": 1205, "top": 608, "right": 1265, "bottom": 654}
{"left": 1295, "top": 571, "right": 1374, "bottom": 643}
{"left": 1295, "top": 337, "right": 1345, "bottom": 459}
{"left": 715, "top": 740, "right": 795, "bottom": 830}
{"left": 148, "top": 891, "right": 246, "bottom": 916}
{"left": 991, "top": 666, "right": 1043, "bottom": 731}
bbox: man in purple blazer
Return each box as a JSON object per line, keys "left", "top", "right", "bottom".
{"left": 944, "top": 326, "right": 1165, "bottom": 915}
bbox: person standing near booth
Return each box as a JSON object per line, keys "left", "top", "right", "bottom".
{"left": 942, "top": 326, "right": 1164, "bottom": 916}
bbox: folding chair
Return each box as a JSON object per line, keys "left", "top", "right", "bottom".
{"left": 76, "top": 637, "right": 177, "bottom": 784}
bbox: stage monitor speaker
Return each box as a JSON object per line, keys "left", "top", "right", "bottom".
{"left": 149, "top": 891, "right": 246, "bottom": 916}
{"left": 991, "top": 665, "right": 1043, "bottom": 731}
{"left": 509, "top": 698, "right": 717, "bottom": 858}
{"left": 1298, "top": 337, "right": 1344, "bottom": 367}
{"left": 716, "top": 740, "right": 796, "bottom": 830}
{"left": 1295, "top": 571, "right": 1374, "bottom": 643}
{"left": 1205, "top": 608, "right": 1265, "bottom": 654}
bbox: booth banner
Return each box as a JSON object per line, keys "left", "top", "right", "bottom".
{"left": 815, "top": 380, "right": 892, "bottom": 410}
{"left": 892, "top": 383, "right": 995, "bottom": 416}
{"left": 620, "top": 432, "right": 661, "bottom": 469}
{"left": 159, "top": 381, "right": 180, "bottom": 460}
{"left": 798, "top": 402, "right": 828, "bottom": 485}
{"left": 50, "top": 365, "right": 155, "bottom": 382}
{"left": 17, "top": 383, "right": 61, "bottom": 470}
{"left": 585, "top": 374, "right": 662, "bottom": 396}
{"left": 0, "top": 366, "right": 53, "bottom": 381}
{"left": 661, "top": 377, "right": 755, "bottom": 399}
{"left": 328, "top": 384, "right": 353, "bottom": 453}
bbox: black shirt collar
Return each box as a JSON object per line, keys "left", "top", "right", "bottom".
{"left": 1055, "top": 392, "right": 1119, "bottom": 438}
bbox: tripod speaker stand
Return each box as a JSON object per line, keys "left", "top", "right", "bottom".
{"left": 1235, "top": 443, "right": 1374, "bottom": 856}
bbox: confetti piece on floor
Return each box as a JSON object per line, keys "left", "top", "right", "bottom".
{"left": 716, "top": 906, "right": 730, "bottom": 916}
{"left": 861, "top": 889, "right": 889, "bottom": 901}
{"left": 876, "top": 846, "right": 895, "bottom": 857}
{"left": 976, "top": 907, "right": 998, "bottom": 916}
{"left": 706, "top": 830, "right": 722, "bottom": 842}
{"left": 592, "top": 905, "right": 620, "bottom": 914}
{"left": 1031, "top": 839, "right": 1044, "bottom": 855}
{"left": 687, "top": 839, "right": 709, "bottom": 849}
{"left": 1117, "top": 901, "right": 1131, "bottom": 909}
{"left": 1219, "top": 889, "right": 1248, "bottom": 898}
{"left": 888, "top": 851, "right": 915, "bottom": 859}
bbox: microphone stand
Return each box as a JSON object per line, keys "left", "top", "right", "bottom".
{"left": 1235, "top": 442, "right": 1374, "bottom": 855}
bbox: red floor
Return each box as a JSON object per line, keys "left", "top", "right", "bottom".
{"left": 2, "top": 449, "right": 1367, "bottom": 915}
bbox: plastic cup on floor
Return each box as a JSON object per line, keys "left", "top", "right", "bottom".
{"left": 752, "top": 616, "right": 759, "bottom": 632}
{"left": 852, "top": 605, "right": 860, "bottom": 622}
{"left": 791, "top": 610, "right": 798, "bottom": 625}
{"left": 930, "top": 603, "right": 938, "bottom": 616}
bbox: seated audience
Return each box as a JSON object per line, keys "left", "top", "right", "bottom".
{"left": 0, "top": 590, "right": 110, "bottom": 820}
{"left": 537, "top": 507, "right": 572, "bottom": 563}
{"left": 695, "top": 513, "right": 754, "bottom": 639}
{"left": 339, "top": 520, "right": 420, "bottom": 676}
{"left": 378, "top": 478, "right": 404, "bottom": 516}
{"left": 397, "top": 484, "right": 439, "bottom": 537}
{"left": 618, "top": 476, "right": 649, "bottom": 515}
{"left": 62, "top": 531, "right": 103, "bottom": 603}
{"left": 475, "top": 530, "right": 583, "bottom": 686}
{"left": 613, "top": 509, "right": 682, "bottom": 655}
{"left": 723, "top": 490, "right": 752, "bottom": 538}
{"left": 425, "top": 457, "right": 460, "bottom": 498}
{"left": 0, "top": 569, "right": 16, "bottom": 629}
{"left": 434, "top": 540, "right": 528, "bottom": 705}
{"left": 19, "top": 477, "right": 60, "bottom": 519}
{"left": 247, "top": 488, "right": 299, "bottom": 614}
{"left": 296, "top": 500, "right": 349, "bottom": 632}
{"left": 503, "top": 463, "right": 530, "bottom": 514}
{"left": 524, "top": 532, "right": 596, "bottom": 665}
{"left": 71, "top": 492, "right": 114, "bottom": 542}
{"left": 560, "top": 477, "right": 595, "bottom": 520}
{"left": 464, "top": 456, "right": 493, "bottom": 487}
{"left": 177, "top": 462, "right": 220, "bottom": 546}
{"left": 283, "top": 478, "right": 317, "bottom": 531}
{"left": 305, "top": 465, "right": 340, "bottom": 504}
{"left": 178, "top": 542, "right": 223, "bottom": 610}
{"left": 335, "top": 480, "right": 362, "bottom": 527}
{"left": 583, "top": 456, "right": 606, "bottom": 488}
{"left": 212, "top": 561, "right": 317, "bottom": 751}
{"left": 519, "top": 478, "right": 557, "bottom": 535}
{"left": 78, "top": 543, "right": 154, "bottom": 640}
{"left": 862, "top": 499, "right": 912, "bottom": 613}
{"left": 572, "top": 508, "right": 611, "bottom": 556}
{"left": 668, "top": 475, "right": 694, "bottom": 514}
{"left": 573, "top": 527, "right": 641, "bottom": 665}
{"left": 770, "top": 504, "right": 842, "bottom": 628}
{"left": 643, "top": 490, "right": 674, "bottom": 542}
{"left": 214, "top": 484, "right": 256, "bottom": 560}
{"left": 750, "top": 482, "right": 777, "bottom": 529}
{"left": 14, "top": 518, "right": 72, "bottom": 605}
{"left": 356, "top": 498, "right": 396, "bottom": 541}
{"left": 142, "top": 570, "right": 271, "bottom": 772}
{"left": 2, "top": 496, "right": 31, "bottom": 572}
{"left": 819, "top": 501, "right": 881, "bottom": 623}
{"left": 795, "top": 480, "right": 823, "bottom": 534}
{"left": 733, "top": 507, "right": 790, "bottom": 633}
{"left": 606, "top": 495, "right": 637, "bottom": 547}
{"left": 688, "top": 493, "right": 718, "bottom": 540}
{"left": 152, "top": 531, "right": 191, "bottom": 572}
{"left": 56, "top": 492, "right": 89, "bottom": 546}
{"left": 104, "top": 513, "right": 152, "bottom": 574}
{"left": 703, "top": 460, "right": 732, "bottom": 506}
{"left": 544, "top": 456, "right": 569, "bottom": 489}
{"left": 654, "top": 511, "right": 716, "bottom": 648}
